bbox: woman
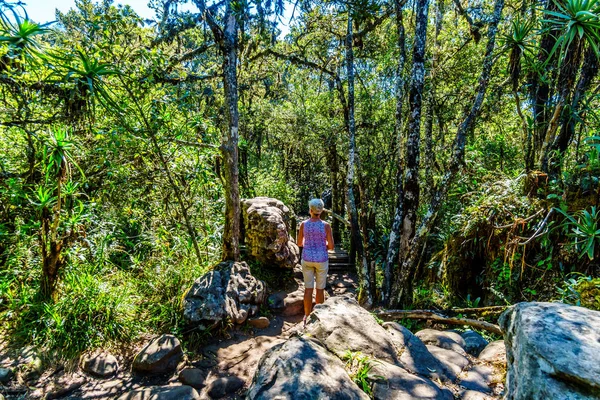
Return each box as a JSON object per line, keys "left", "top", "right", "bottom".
{"left": 296, "top": 198, "right": 334, "bottom": 327}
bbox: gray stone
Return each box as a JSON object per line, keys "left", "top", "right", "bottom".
{"left": 179, "top": 368, "right": 208, "bottom": 389}
{"left": 369, "top": 360, "right": 454, "bottom": 400}
{"left": 241, "top": 197, "right": 299, "bottom": 269}
{"left": 183, "top": 261, "right": 266, "bottom": 329}
{"left": 81, "top": 353, "right": 119, "bottom": 378}
{"left": 305, "top": 296, "right": 400, "bottom": 365}
{"left": 207, "top": 376, "right": 245, "bottom": 399}
{"left": 478, "top": 340, "right": 506, "bottom": 365}
{"left": 460, "top": 365, "right": 494, "bottom": 393}
{"left": 460, "top": 330, "right": 489, "bottom": 357}
{"left": 499, "top": 302, "right": 600, "bottom": 400}
{"left": 416, "top": 329, "right": 467, "bottom": 355}
{"left": 268, "top": 289, "right": 304, "bottom": 316}
{"left": 132, "top": 334, "right": 183, "bottom": 374}
{"left": 0, "top": 367, "right": 13, "bottom": 383}
{"left": 247, "top": 317, "right": 270, "bottom": 329}
{"left": 383, "top": 322, "right": 453, "bottom": 382}
{"left": 461, "top": 390, "right": 494, "bottom": 400}
{"left": 426, "top": 345, "right": 470, "bottom": 380}
{"left": 117, "top": 385, "right": 200, "bottom": 400}
{"left": 247, "top": 336, "right": 369, "bottom": 400}
{"left": 0, "top": 393, "right": 4, "bottom": 400}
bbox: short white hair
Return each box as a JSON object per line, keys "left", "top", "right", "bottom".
{"left": 308, "top": 198, "right": 324, "bottom": 214}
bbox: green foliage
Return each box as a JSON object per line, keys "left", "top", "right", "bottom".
{"left": 343, "top": 351, "right": 380, "bottom": 397}
{"left": 555, "top": 206, "right": 600, "bottom": 260}
{"left": 543, "top": 0, "right": 600, "bottom": 58}
{"left": 558, "top": 274, "right": 600, "bottom": 310}
{"left": 4, "top": 266, "right": 139, "bottom": 358}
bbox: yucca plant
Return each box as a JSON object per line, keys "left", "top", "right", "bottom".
{"left": 556, "top": 206, "right": 600, "bottom": 260}
{"left": 50, "top": 50, "right": 122, "bottom": 118}
{"left": 0, "top": 8, "right": 51, "bottom": 70}
{"left": 539, "top": 0, "right": 600, "bottom": 167}
{"left": 544, "top": 0, "right": 600, "bottom": 60}
{"left": 502, "top": 16, "right": 537, "bottom": 90}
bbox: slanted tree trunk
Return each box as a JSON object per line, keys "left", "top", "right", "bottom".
{"left": 391, "top": 0, "right": 505, "bottom": 308}
{"left": 383, "top": 0, "right": 408, "bottom": 306}
{"left": 539, "top": 36, "right": 585, "bottom": 174}
{"left": 390, "top": 0, "right": 430, "bottom": 307}
{"left": 346, "top": 14, "right": 374, "bottom": 308}
{"left": 545, "top": 47, "right": 598, "bottom": 176}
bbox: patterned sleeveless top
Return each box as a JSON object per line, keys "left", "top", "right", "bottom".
{"left": 302, "top": 220, "right": 328, "bottom": 263}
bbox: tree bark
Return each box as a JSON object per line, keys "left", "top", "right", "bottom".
{"left": 390, "top": 0, "right": 430, "bottom": 307}
{"left": 346, "top": 13, "right": 374, "bottom": 308}
{"left": 390, "top": 0, "right": 505, "bottom": 308}
{"left": 203, "top": 4, "right": 241, "bottom": 261}
{"left": 383, "top": 0, "right": 408, "bottom": 306}
{"left": 375, "top": 309, "right": 503, "bottom": 335}
{"left": 545, "top": 47, "right": 599, "bottom": 176}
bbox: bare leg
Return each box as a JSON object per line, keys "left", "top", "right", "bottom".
{"left": 304, "top": 288, "right": 314, "bottom": 316}
{"left": 315, "top": 288, "right": 325, "bottom": 305}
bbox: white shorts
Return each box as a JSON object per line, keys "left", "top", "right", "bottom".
{"left": 301, "top": 259, "right": 329, "bottom": 289}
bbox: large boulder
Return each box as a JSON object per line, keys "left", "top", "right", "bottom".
{"left": 246, "top": 336, "right": 369, "bottom": 400}
{"left": 183, "top": 261, "right": 266, "bottom": 329}
{"left": 499, "top": 302, "right": 600, "bottom": 399}
{"left": 117, "top": 385, "right": 200, "bottom": 400}
{"left": 241, "top": 197, "right": 299, "bottom": 269}
{"left": 305, "top": 295, "right": 401, "bottom": 365}
{"left": 368, "top": 360, "right": 454, "bottom": 400}
{"left": 383, "top": 322, "right": 454, "bottom": 382}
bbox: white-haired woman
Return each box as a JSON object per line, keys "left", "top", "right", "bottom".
{"left": 296, "top": 198, "right": 334, "bottom": 327}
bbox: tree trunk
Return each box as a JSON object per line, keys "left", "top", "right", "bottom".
{"left": 545, "top": 46, "right": 598, "bottom": 176}
{"left": 383, "top": 0, "right": 408, "bottom": 306}
{"left": 390, "top": 0, "right": 430, "bottom": 307}
{"left": 423, "top": 0, "right": 444, "bottom": 198}
{"left": 390, "top": 0, "right": 505, "bottom": 308}
{"left": 346, "top": 14, "right": 374, "bottom": 308}
{"left": 220, "top": 8, "right": 241, "bottom": 261}
{"left": 529, "top": 0, "right": 557, "bottom": 164}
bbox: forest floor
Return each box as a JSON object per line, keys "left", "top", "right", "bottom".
{"left": 0, "top": 271, "right": 359, "bottom": 400}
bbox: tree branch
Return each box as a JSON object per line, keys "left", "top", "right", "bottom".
{"left": 375, "top": 309, "right": 503, "bottom": 335}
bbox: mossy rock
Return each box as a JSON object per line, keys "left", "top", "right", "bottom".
{"left": 577, "top": 278, "right": 600, "bottom": 311}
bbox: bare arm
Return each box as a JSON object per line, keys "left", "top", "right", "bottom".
{"left": 297, "top": 222, "right": 304, "bottom": 248}
{"left": 325, "top": 223, "right": 334, "bottom": 251}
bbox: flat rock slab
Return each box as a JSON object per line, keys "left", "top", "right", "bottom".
{"left": 305, "top": 296, "right": 400, "bottom": 365}
{"left": 206, "top": 376, "right": 245, "bottom": 399}
{"left": 369, "top": 360, "right": 454, "bottom": 400}
{"left": 117, "top": 385, "right": 200, "bottom": 400}
{"left": 246, "top": 336, "right": 369, "bottom": 400}
{"left": 383, "top": 322, "right": 453, "bottom": 382}
{"left": 500, "top": 302, "right": 600, "bottom": 399}
{"left": 460, "top": 365, "right": 494, "bottom": 393}
{"left": 81, "top": 353, "right": 119, "bottom": 378}
{"left": 416, "top": 329, "right": 467, "bottom": 356}
{"left": 215, "top": 335, "right": 285, "bottom": 384}
{"left": 478, "top": 341, "right": 506, "bottom": 365}
{"left": 461, "top": 390, "right": 495, "bottom": 400}
{"left": 460, "top": 330, "right": 489, "bottom": 357}
{"left": 426, "top": 345, "right": 470, "bottom": 381}
{"left": 132, "top": 334, "right": 183, "bottom": 374}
